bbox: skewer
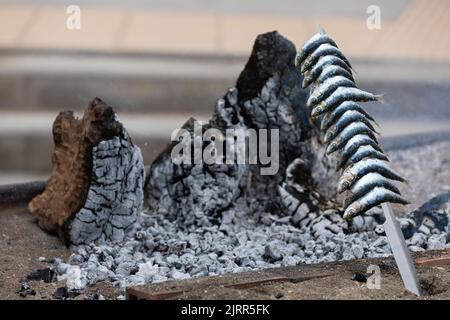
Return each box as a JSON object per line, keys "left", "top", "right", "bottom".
{"left": 382, "top": 203, "right": 422, "bottom": 296}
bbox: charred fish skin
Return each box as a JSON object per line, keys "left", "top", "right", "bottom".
{"left": 323, "top": 110, "right": 378, "bottom": 143}
{"left": 338, "top": 144, "right": 388, "bottom": 171}
{"left": 343, "top": 172, "right": 401, "bottom": 208}
{"left": 311, "top": 87, "right": 384, "bottom": 118}
{"left": 343, "top": 187, "right": 409, "bottom": 220}
{"left": 295, "top": 29, "right": 338, "bottom": 67}
{"left": 338, "top": 158, "right": 406, "bottom": 193}
{"left": 326, "top": 122, "right": 379, "bottom": 155}
{"left": 307, "top": 76, "right": 356, "bottom": 107}
{"left": 301, "top": 43, "right": 352, "bottom": 73}
{"left": 302, "top": 56, "right": 352, "bottom": 88}
{"left": 321, "top": 101, "right": 376, "bottom": 132}
{"left": 316, "top": 65, "right": 355, "bottom": 86}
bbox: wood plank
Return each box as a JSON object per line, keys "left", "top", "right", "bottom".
{"left": 125, "top": 272, "right": 335, "bottom": 300}
{"left": 416, "top": 256, "right": 450, "bottom": 267}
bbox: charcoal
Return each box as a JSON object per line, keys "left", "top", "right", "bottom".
{"left": 27, "top": 268, "right": 56, "bottom": 283}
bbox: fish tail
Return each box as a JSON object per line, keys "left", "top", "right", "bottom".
{"left": 391, "top": 195, "right": 410, "bottom": 206}
{"left": 375, "top": 94, "right": 385, "bottom": 103}
{"left": 318, "top": 25, "right": 327, "bottom": 34}
{"left": 302, "top": 77, "right": 310, "bottom": 89}
{"left": 373, "top": 119, "right": 382, "bottom": 129}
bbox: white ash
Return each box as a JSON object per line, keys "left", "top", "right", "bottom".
{"left": 54, "top": 191, "right": 450, "bottom": 291}
{"left": 68, "top": 133, "right": 145, "bottom": 245}
{"left": 56, "top": 264, "right": 88, "bottom": 291}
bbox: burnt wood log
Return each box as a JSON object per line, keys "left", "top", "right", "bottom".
{"left": 145, "top": 31, "right": 342, "bottom": 229}
{"left": 0, "top": 181, "right": 46, "bottom": 210}
{"left": 28, "top": 98, "right": 145, "bottom": 245}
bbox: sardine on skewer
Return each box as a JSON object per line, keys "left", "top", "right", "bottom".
{"left": 338, "top": 158, "right": 406, "bottom": 193}
{"left": 343, "top": 172, "right": 401, "bottom": 208}
{"left": 324, "top": 110, "right": 378, "bottom": 143}
{"left": 297, "top": 31, "right": 421, "bottom": 298}
{"left": 316, "top": 65, "right": 355, "bottom": 87}
{"left": 326, "top": 122, "right": 379, "bottom": 155}
{"left": 295, "top": 28, "right": 338, "bottom": 67}
{"left": 311, "top": 87, "right": 384, "bottom": 118}
{"left": 335, "top": 134, "right": 384, "bottom": 170}
{"left": 321, "top": 101, "right": 377, "bottom": 132}
{"left": 301, "top": 43, "right": 352, "bottom": 73}
{"left": 307, "top": 76, "right": 356, "bottom": 107}
{"left": 302, "top": 55, "right": 352, "bottom": 88}
{"left": 297, "top": 29, "right": 408, "bottom": 219}
{"left": 337, "top": 144, "right": 388, "bottom": 171}
{"left": 343, "top": 187, "right": 409, "bottom": 220}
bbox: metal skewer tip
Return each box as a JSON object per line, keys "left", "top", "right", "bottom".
{"left": 382, "top": 202, "right": 422, "bottom": 296}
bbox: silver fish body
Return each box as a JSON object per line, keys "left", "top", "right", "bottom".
{"left": 321, "top": 101, "right": 376, "bottom": 132}
{"left": 338, "top": 158, "right": 406, "bottom": 192}
{"left": 323, "top": 110, "right": 378, "bottom": 143}
{"left": 326, "top": 122, "right": 379, "bottom": 155}
{"left": 337, "top": 144, "right": 388, "bottom": 171}
{"left": 307, "top": 76, "right": 356, "bottom": 107}
{"left": 316, "top": 65, "right": 355, "bottom": 86}
{"left": 343, "top": 172, "right": 401, "bottom": 207}
{"left": 311, "top": 87, "right": 383, "bottom": 118}
{"left": 295, "top": 31, "right": 338, "bottom": 67}
{"left": 302, "top": 56, "right": 352, "bottom": 88}
{"left": 336, "top": 135, "right": 383, "bottom": 171}
{"left": 301, "top": 43, "right": 352, "bottom": 73}
{"left": 298, "top": 31, "right": 408, "bottom": 218}
{"left": 343, "top": 187, "right": 409, "bottom": 219}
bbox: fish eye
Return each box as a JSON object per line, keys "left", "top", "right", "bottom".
{"left": 349, "top": 208, "right": 356, "bottom": 216}
{"left": 310, "top": 96, "right": 317, "bottom": 103}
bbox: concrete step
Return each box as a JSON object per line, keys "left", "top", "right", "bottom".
{"left": 0, "top": 111, "right": 448, "bottom": 184}
{"left": 1, "top": 51, "right": 450, "bottom": 114}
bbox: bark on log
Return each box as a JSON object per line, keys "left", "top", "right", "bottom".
{"left": 28, "top": 98, "right": 145, "bottom": 245}
{"left": 145, "top": 31, "right": 341, "bottom": 228}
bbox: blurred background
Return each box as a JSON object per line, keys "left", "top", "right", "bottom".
{"left": 0, "top": 0, "right": 449, "bottom": 184}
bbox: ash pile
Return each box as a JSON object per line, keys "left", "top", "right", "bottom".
{"left": 31, "top": 32, "right": 449, "bottom": 294}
